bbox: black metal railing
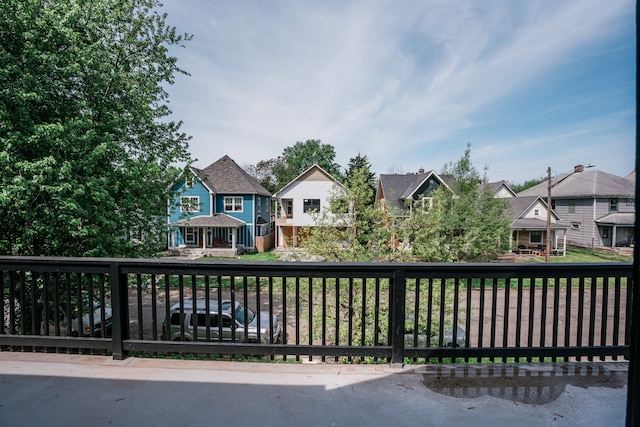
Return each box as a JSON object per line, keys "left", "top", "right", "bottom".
{"left": 0, "top": 256, "right": 632, "bottom": 364}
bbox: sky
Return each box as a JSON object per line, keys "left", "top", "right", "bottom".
{"left": 160, "top": 0, "right": 636, "bottom": 185}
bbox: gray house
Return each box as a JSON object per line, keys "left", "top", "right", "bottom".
{"left": 518, "top": 165, "right": 635, "bottom": 249}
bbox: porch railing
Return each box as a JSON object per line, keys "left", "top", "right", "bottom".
{"left": 0, "top": 256, "right": 632, "bottom": 365}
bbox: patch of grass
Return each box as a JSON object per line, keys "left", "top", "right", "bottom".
{"left": 517, "top": 246, "right": 632, "bottom": 263}
{"left": 199, "top": 250, "right": 278, "bottom": 262}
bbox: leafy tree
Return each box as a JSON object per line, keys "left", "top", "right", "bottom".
{"left": 511, "top": 178, "right": 544, "bottom": 194}
{"left": 406, "top": 146, "right": 510, "bottom": 261}
{"left": 244, "top": 158, "right": 284, "bottom": 194}
{"left": 0, "top": 0, "right": 192, "bottom": 257}
{"left": 273, "top": 139, "right": 343, "bottom": 187}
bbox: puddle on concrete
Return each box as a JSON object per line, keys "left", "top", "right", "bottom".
{"left": 422, "top": 363, "right": 627, "bottom": 404}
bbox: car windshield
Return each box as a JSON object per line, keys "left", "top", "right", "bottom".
{"left": 234, "top": 304, "right": 255, "bottom": 325}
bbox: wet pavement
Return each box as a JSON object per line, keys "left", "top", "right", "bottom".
{"left": 0, "top": 352, "right": 629, "bottom": 426}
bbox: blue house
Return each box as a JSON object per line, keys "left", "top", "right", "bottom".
{"left": 167, "top": 155, "right": 273, "bottom": 257}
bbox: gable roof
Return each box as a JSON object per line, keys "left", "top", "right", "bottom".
{"left": 377, "top": 171, "right": 454, "bottom": 212}
{"left": 517, "top": 169, "right": 635, "bottom": 199}
{"left": 272, "top": 164, "right": 343, "bottom": 197}
{"left": 191, "top": 155, "right": 271, "bottom": 196}
{"left": 506, "top": 196, "right": 568, "bottom": 230}
{"left": 480, "top": 180, "right": 517, "bottom": 198}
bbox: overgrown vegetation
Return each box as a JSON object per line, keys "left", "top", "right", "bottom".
{"left": 300, "top": 146, "right": 511, "bottom": 262}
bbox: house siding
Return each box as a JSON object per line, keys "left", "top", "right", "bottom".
{"left": 522, "top": 201, "right": 550, "bottom": 220}
{"left": 168, "top": 181, "right": 211, "bottom": 223}
{"left": 278, "top": 180, "right": 338, "bottom": 226}
{"left": 553, "top": 198, "right": 599, "bottom": 247}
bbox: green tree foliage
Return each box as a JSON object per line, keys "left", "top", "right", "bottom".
{"left": 244, "top": 158, "right": 284, "bottom": 194}
{"left": 406, "top": 146, "right": 511, "bottom": 261}
{"left": 273, "top": 139, "right": 343, "bottom": 188}
{"left": 343, "top": 154, "right": 376, "bottom": 246}
{"left": 0, "top": 0, "right": 192, "bottom": 256}
{"left": 302, "top": 154, "right": 386, "bottom": 262}
{"left": 510, "top": 178, "right": 544, "bottom": 194}
{"left": 303, "top": 146, "right": 510, "bottom": 263}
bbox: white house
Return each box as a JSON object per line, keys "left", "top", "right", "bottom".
{"left": 272, "top": 164, "right": 345, "bottom": 248}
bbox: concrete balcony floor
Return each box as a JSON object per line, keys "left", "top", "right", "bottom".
{"left": 0, "top": 352, "right": 629, "bottom": 426}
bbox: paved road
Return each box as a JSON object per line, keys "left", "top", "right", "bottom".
{"left": 0, "top": 353, "right": 629, "bottom": 426}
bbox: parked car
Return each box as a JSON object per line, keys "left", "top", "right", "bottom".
{"left": 380, "top": 315, "right": 465, "bottom": 347}
{"left": 161, "top": 299, "right": 282, "bottom": 344}
{"left": 403, "top": 314, "right": 465, "bottom": 347}
{"left": 71, "top": 301, "right": 113, "bottom": 337}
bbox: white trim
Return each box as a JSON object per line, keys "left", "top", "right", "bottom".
{"left": 180, "top": 196, "right": 200, "bottom": 213}
{"left": 224, "top": 196, "right": 244, "bottom": 212}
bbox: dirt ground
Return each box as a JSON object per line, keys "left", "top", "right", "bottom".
{"left": 127, "top": 282, "right": 629, "bottom": 359}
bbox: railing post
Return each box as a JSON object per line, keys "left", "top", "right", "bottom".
{"left": 110, "top": 261, "right": 129, "bottom": 360}
{"left": 390, "top": 268, "right": 406, "bottom": 367}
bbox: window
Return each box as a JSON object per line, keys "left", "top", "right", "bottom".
{"left": 571, "top": 222, "right": 580, "bottom": 230}
{"left": 194, "top": 313, "right": 220, "bottom": 327}
{"left": 258, "top": 197, "right": 262, "bottom": 213}
{"left": 610, "top": 198, "right": 618, "bottom": 212}
{"left": 530, "top": 231, "right": 543, "bottom": 244}
{"left": 185, "top": 227, "right": 197, "bottom": 245}
{"left": 224, "top": 196, "right": 243, "bottom": 212}
{"left": 303, "top": 199, "right": 320, "bottom": 213}
{"left": 568, "top": 200, "right": 576, "bottom": 214}
{"left": 180, "top": 196, "right": 200, "bottom": 213}
{"left": 534, "top": 209, "right": 539, "bottom": 216}
{"left": 422, "top": 197, "right": 434, "bottom": 212}
{"left": 185, "top": 176, "right": 195, "bottom": 188}
{"left": 551, "top": 200, "right": 556, "bottom": 210}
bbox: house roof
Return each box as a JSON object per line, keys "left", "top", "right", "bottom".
{"left": 192, "top": 155, "right": 271, "bottom": 196}
{"left": 377, "top": 171, "right": 454, "bottom": 212}
{"left": 272, "top": 164, "right": 343, "bottom": 197}
{"left": 517, "top": 169, "right": 635, "bottom": 199}
{"left": 595, "top": 213, "right": 635, "bottom": 226}
{"left": 171, "top": 214, "right": 245, "bottom": 228}
{"left": 511, "top": 218, "right": 569, "bottom": 230}
{"left": 506, "top": 196, "right": 567, "bottom": 230}
{"left": 479, "top": 180, "right": 517, "bottom": 198}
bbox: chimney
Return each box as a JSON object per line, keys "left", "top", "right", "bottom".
{"left": 418, "top": 167, "right": 425, "bottom": 174}
{"left": 574, "top": 164, "right": 584, "bottom": 173}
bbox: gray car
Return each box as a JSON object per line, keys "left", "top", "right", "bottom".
{"left": 161, "top": 299, "right": 282, "bottom": 344}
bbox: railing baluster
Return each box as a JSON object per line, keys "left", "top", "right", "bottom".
{"left": 612, "top": 276, "right": 621, "bottom": 361}
{"left": 490, "top": 277, "right": 498, "bottom": 362}
{"left": 0, "top": 258, "right": 632, "bottom": 364}
{"left": 540, "top": 277, "right": 548, "bottom": 349}
{"left": 552, "top": 276, "right": 560, "bottom": 362}
{"left": 464, "top": 277, "right": 472, "bottom": 363}
{"left": 515, "top": 276, "right": 523, "bottom": 363}
{"left": 600, "top": 277, "right": 609, "bottom": 361}
{"left": 588, "top": 275, "right": 597, "bottom": 362}
{"left": 502, "top": 278, "right": 510, "bottom": 363}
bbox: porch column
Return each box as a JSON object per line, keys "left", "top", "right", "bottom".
{"left": 231, "top": 229, "right": 237, "bottom": 250}
{"left": 612, "top": 225, "right": 618, "bottom": 248}
{"left": 562, "top": 232, "right": 567, "bottom": 256}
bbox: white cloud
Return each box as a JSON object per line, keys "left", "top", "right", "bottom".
{"left": 162, "top": 0, "right": 635, "bottom": 183}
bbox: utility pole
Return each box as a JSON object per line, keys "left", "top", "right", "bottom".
{"left": 546, "top": 167, "right": 551, "bottom": 263}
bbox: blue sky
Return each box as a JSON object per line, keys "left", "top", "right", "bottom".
{"left": 161, "top": 0, "right": 635, "bottom": 184}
